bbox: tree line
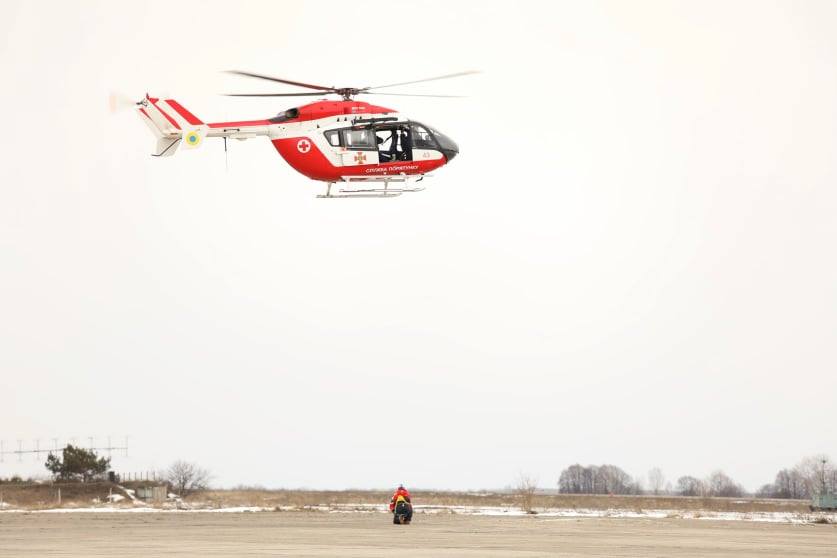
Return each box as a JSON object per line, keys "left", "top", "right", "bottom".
{"left": 756, "top": 455, "right": 837, "bottom": 499}
{"left": 557, "top": 454, "right": 835, "bottom": 499}
{"left": 557, "top": 464, "right": 643, "bottom": 495}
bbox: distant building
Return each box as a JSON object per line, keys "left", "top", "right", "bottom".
{"left": 135, "top": 486, "right": 167, "bottom": 503}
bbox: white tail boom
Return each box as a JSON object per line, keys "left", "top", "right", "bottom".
{"left": 136, "top": 94, "right": 271, "bottom": 157}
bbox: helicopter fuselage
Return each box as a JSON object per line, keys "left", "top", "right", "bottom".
{"left": 267, "top": 101, "right": 457, "bottom": 182}
{"left": 139, "top": 97, "right": 458, "bottom": 185}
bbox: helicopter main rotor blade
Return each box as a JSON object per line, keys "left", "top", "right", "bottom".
{"left": 224, "top": 92, "right": 330, "bottom": 97}
{"left": 225, "top": 71, "right": 336, "bottom": 92}
{"left": 364, "top": 92, "right": 466, "bottom": 98}
{"left": 362, "top": 70, "right": 480, "bottom": 91}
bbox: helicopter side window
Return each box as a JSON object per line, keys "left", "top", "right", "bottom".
{"left": 411, "top": 124, "right": 438, "bottom": 150}
{"left": 324, "top": 130, "right": 341, "bottom": 147}
{"left": 342, "top": 128, "right": 376, "bottom": 150}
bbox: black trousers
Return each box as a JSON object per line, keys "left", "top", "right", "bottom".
{"left": 393, "top": 501, "right": 413, "bottom": 524}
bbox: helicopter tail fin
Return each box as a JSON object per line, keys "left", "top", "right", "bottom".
{"left": 137, "top": 95, "right": 208, "bottom": 156}
{"left": 160, "top": 98, "right": 204, "bottom": 129}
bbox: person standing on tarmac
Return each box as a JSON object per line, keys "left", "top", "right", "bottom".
{"left": 389, "top": 484, "right": 413, "bottom": 524}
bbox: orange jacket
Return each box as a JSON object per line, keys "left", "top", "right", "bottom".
{"left": 389, "top": 487, "right": 412, "bottom": 511}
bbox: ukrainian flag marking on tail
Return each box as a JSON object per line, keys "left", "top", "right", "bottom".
{"left": 179, "top": 124, "right": 208, "bottom": 150}
{"left": 184, "top": 130, "right": 202, "bottom": 147}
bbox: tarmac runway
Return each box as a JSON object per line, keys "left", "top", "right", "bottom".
{"left": 1, "top": 511, "right": 835, "bottom": 557}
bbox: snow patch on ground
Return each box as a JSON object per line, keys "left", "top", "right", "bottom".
{"left": 2, "top": 506, "right": 273, "bottom": 514}
{"left": 41, "top": 507, "right": 159, "bottom": 514}
{"left": 277, "top": 504, "right": 835, "bottom": 524}
{"left": 1, "top": 502, "right": 833, "bottom": 524}
{"left": 115, "top": 486, "right": 143, "bottom": 504}
{"left": 432, "top": 506, "right": 832, "bottom": 524}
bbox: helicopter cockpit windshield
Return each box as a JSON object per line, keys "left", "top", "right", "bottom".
{"left": 411, "top": 122, "right": 459, "bottom": 161}
{"left": 349, "top": 121, "right": 458, "bottom": 164}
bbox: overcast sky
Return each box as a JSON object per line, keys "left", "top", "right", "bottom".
{"left": 1, "top": 0, "right": 835, "bottom": 491}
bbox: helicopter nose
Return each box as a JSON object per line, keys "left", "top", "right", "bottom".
{"left": 441, "top": 140, "right": 459, "bottom": 162}
{"left": 424, "top": 125, "right": 459, "bottom": 163}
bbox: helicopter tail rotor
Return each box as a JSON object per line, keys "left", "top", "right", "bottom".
{"left": 108, "top": 91, "right": 140, "bottom": 114}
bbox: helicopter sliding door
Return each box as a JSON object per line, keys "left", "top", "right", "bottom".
{"left": 375, "top": 125, "right": 412, "bottom": 163}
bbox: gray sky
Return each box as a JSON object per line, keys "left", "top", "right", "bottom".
{"left": 1, "top": 0, "right": 835, "bottom": 491}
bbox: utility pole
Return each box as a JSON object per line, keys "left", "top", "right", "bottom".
{"left": 821, "top": 458, "right": 828, "bottom": 495}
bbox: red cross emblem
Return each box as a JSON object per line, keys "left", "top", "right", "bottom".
{"left": 353, "top": 152, "right": 367, "bottom": 165}
{"left": 296, "top": 139, "right": 311, "bottom": 153}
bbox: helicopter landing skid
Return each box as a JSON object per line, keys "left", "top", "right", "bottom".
{"left": 317, "top": 175, "right": 427, "bottom": 199}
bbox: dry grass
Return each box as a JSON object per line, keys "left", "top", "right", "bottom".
{"left": 0, "top": 482, "right": 130, "bottom": 509}
{"left": 190, "top": 489, "right": 393, "bottom": 509}
{"left": 0, "top": 483, "right": 814, "bottom": 514}
{"left": 188, "top": 490, "right": 812, "bottom": 514}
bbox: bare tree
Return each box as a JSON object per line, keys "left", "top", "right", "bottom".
{"left": 755, "top": 483, "right": 775, "bottom": 498}
{"left": 706, "top": 470, "right": 744, "bottom": 497}
{"left": 558, "top": 464, "right": 589, "bottom": 494}
{"left": 647, "top": 468, "right": 665, "bottom": 495}
{"left": 773, "top": 468, "right": 809, "bottom": 499}
{"left": 166, "top": 461, "right": 211, "bottom": 497}
{"left": 596, "top": 465, "right": 627, "bottom": 495}
{"left": 515, "top": 473, "right": 539, "bottom": 514}
{"left": 558, "top": 464, "right": 636, "bottom": 495}
{"left": 756, "top": 455, "right": 835, "bottom": 499}
{"left": 629, "top": 475, "right": 645, "bottom": 496}
{"left": 794, "top": 455, "right": 834, "bottom": 496}
{"left": 676, "top": 475, "right": 706, "bottom": 497}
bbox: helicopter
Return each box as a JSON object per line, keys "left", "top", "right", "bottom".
{"left": 134, "top": 70, "right": 476, "bottom": 198}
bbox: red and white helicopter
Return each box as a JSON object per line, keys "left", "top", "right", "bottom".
{"left": 134, "top": 70, "right": 475, "bottom": 198}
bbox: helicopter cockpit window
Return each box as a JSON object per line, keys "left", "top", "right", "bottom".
{"left": 376, "top": 128, "right": 396, "bottom": 162}
{"left": 376, "top": 126, "right": 412, "bottom": 162}
{"left": 324, "top": 130, "right": 340, "bottom": 147}
{"left": 342, "top": 128, "right": 376, "bottom": 149}
{"left": 411, "top": 124, "right": 438, "bottom": 150}
{"left": 422, "top": 123, "right": 458, "bottom": 153}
